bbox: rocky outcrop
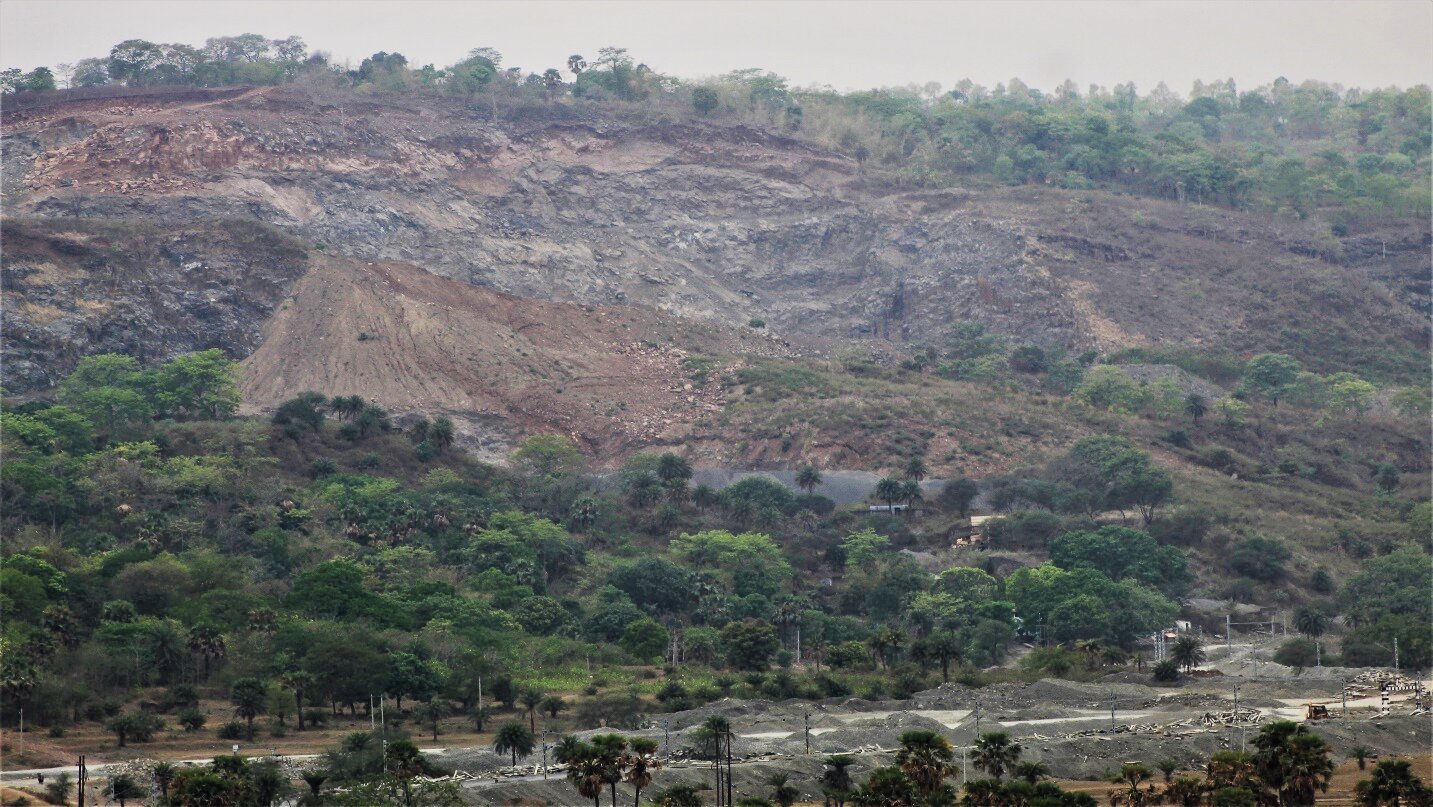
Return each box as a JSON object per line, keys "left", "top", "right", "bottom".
{"left": 0, "top": 218, "right": 309, "bottom": 391}
{"left": 1, "top": 86, "right": 1427, "bottom": 402}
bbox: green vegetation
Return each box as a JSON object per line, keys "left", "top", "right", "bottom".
{"left": 7, "top": 39, "right": 1429, "bottom": 228}
{"left": 2, "top": 346, "right": 1428, "bottom": 757}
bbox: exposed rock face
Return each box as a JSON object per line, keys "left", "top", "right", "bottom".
{"left": 1, "top": 86, "right": 1428, "bottom": 458}
{"left": 0, "top": 218, "right": 309, "bottom": 391}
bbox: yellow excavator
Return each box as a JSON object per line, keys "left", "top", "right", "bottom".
{"left": 1305, "top": 704, "right": 1331, "bottom": 720}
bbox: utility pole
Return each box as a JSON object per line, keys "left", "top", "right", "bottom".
{"left": 370, "top": 694, "right": 375, "bottom": 732}
{"left": 974, "top": 699, "right": 981, "bottom": 735}
{"left": 804, "top": 710, "right": 812, "bottom": 755}
{"left": 1232, "top": 683, "right": 1240, "bottom": 751}
{"left": 662, "top": 720, "right": 670, "bottom": 764}
{"left": 77, "top": 755, "right": 86, "bottom": 807}
{"left": 541, "top": 729, "right": 549, "bottom": 779}
{"left": 1394, "top": 637, "right": 1400, "bottom": 672}
{"left": 1227, "top": 615, "right": 1232, "bottom": 653}
{"left": 1316, "top": 642, "right": 1321, "bottom": 668}
{"left": 1109, "top": 693, "right": 1116, "bottom": 731}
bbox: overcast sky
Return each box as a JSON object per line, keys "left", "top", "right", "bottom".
{"left": 2, "top": 0, "right": 1429, "bottom": 93}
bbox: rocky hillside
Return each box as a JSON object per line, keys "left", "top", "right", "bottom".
{"left": 1, "top": 85, "right": 1428, "bottom": 458}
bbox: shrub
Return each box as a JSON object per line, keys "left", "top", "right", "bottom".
{"left": 1229, "top": 537, "right": 1290, "bottom": 581}
{"left": 1152, "top": 660, "right": 1180, "bottom": 682}
{"left": 1273, "top": 638, "right": 1319, "bottom": 668}
{"left": 218, "top": 721, "right": 246, "bottom": 740}
{"left": 178, "top": 708, "right": 206, "bottom": 732}
{"left": 574, "top": 692, "right": 645, "bottom": 730}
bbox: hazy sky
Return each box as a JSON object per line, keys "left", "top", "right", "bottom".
{"left": 2, "top": 0, "right": 1429, "bottom": 93}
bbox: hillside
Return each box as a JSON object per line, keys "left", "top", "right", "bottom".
{"left": 3, "top": 86, "right": 1427, "bottom": 391}
{"left": 1, "top": 44, "right": 1431, "bottom": 807}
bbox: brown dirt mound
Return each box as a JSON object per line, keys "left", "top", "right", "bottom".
{"left": 241, "top": 256, "right": 788, "bottom": 460}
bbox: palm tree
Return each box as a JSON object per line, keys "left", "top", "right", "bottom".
{"left": 768, "top": 772, "right": 800, "bottom": 807}
{"left": 796, "top": 466, "right": 823, "bottom": 495}
{"left": 1355, "top": 759, "right": 1428, "bottom": 807}
{"left": 186, "top": 623, "right": 227, "bottom": 680}
{"left": 1251, "top": 721, "right": 1334, "bottom": 807}
{"left": 703, "top": 715, "right": 733, "bottom": 807}
{"left": 873, "top": 477, "right": 904, "bottom": 511}
{"left": 901, "top": 479, "right": 924, "bottom": 513}
{"left": 152, "top": 762, "right": 178, "bottom": 801}
{"left": 300, "top": 770, "right": 328, "bottom": 805}
{"left": 972, "top": 732, "right": 1022, "bottom": 780}
{"left": 106, "top": 774, "right": 145, "bottom": 807}
{"left": 963, "top": 778, "right": 1004, "bottom": 807}
{"left": 230, "top": 677, "right": 268, "bottom": 741}
{"left": 494, "top": 721, "right": 535, "bottom": 766}
{"left": 592, "top": 733, "right": 630, "bottom": 807}
{"left": 428, "top": 417, "right": 456, "bottom": 452}
{"left": 1015, "top": 760, "right": 1050, "bottom": 784}
{"left": 521, "top": 689, "right": 544, "bottom": 732}
{"left": 279, "top": 670, "right": 316, "bottom": 731}
{"left": 1294, "top": 606, "right": 1327, "bottom": 638}
{"left": 1185, "top": 394, "right": 1207, "bottom": 424}
{"left": 896, "top": 729, "right": 956, "bottom": 798}
{"left": 626, "top": 737, "right": 662, "bottom": 807}
{"left": 822, "top": 755, "right": 856, "bottom": 807}
{"left": 1156, "top": 758, "right": 1180, "bottom": 783}
{"left": 418, "top": 700, "right": 448, "bottom": 741}
{"left": 1110, "top": 764, "right": 1158, "bottom": 807}
{"left": 1350, "top": 746, "right": 1373, "bottom": 771}
{"left": 904, "top": 457, "right": 927, "bottom": 481}
{"left": 542, "top": 695, "right": 568, "bottom": 719}
{"left": 560, "top": 739, "right": 600, "bottom": 804}
{"left": 1171, "top": 636, "right": 1206, "bottom": 673}
{"left": 470, "top": 704, "right": 494, "bottom": 732}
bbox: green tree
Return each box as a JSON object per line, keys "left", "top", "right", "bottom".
{"left": 692, "top": 86, "right": 719, "bottom": 115}
{"left": 627, "top": 737, "right": 662, "bottom": 807}
{"left": 938, "top": 477, "right": 979, "bottom": 518}
{"left": 494, "top": 721, "right": 535, "bottom": 765}
{"left": 418, "top": 700, "right": 449, "bottom": 742}
{"left": 873, "top": 476, "right": 904, "bottom": 511}
{"left": 186, "top": 623, "right": 227, "bottom": 680}
{"left": 1293, "top": 606, "right": 1327, "bottom": 638}
{"left": 620, "top": 618, "right": 671, "bottom": 662}
{"left": 1251, "top": 721, "right": 1334, "bottom": 806}
{"left": 822, "top": 755, "right": 856, "bottom": 807}
{"left": 896, "top": 729, "right": 956, "bottom": 799}
{"left": 1170, "top": 636, "right": 1205, "bottom": 673}
{"left": 1242, "top": 353, "right": 1301, "bottom": 406}
{"left": 230, "top": 677, "right": 269, "bottom": 741}
{"left": 541, "top": 695, "right": 567, "bottom": 720}
{"left": 428, "top": 416, "right": 456, "bottom": 452}
{"left": 107, "top": 712, "right": 163, "bottom": 747}
{"left": 105, "top": 774, "right": 147, "bottom": 807}
{"left": 719, "top": 619, "right": 781, "bottom": 671}
{"left": 1355, "top": 759, "right": 1431, "bottom": 807}
{"left": 1185, "top": 394, "right": 1208, "bottom": 424}
{"left": 796, "top": 465, "right": 823, "bottom": 494}
{"left": 972, "top": 732, "right": 1022, "bottom": 780}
